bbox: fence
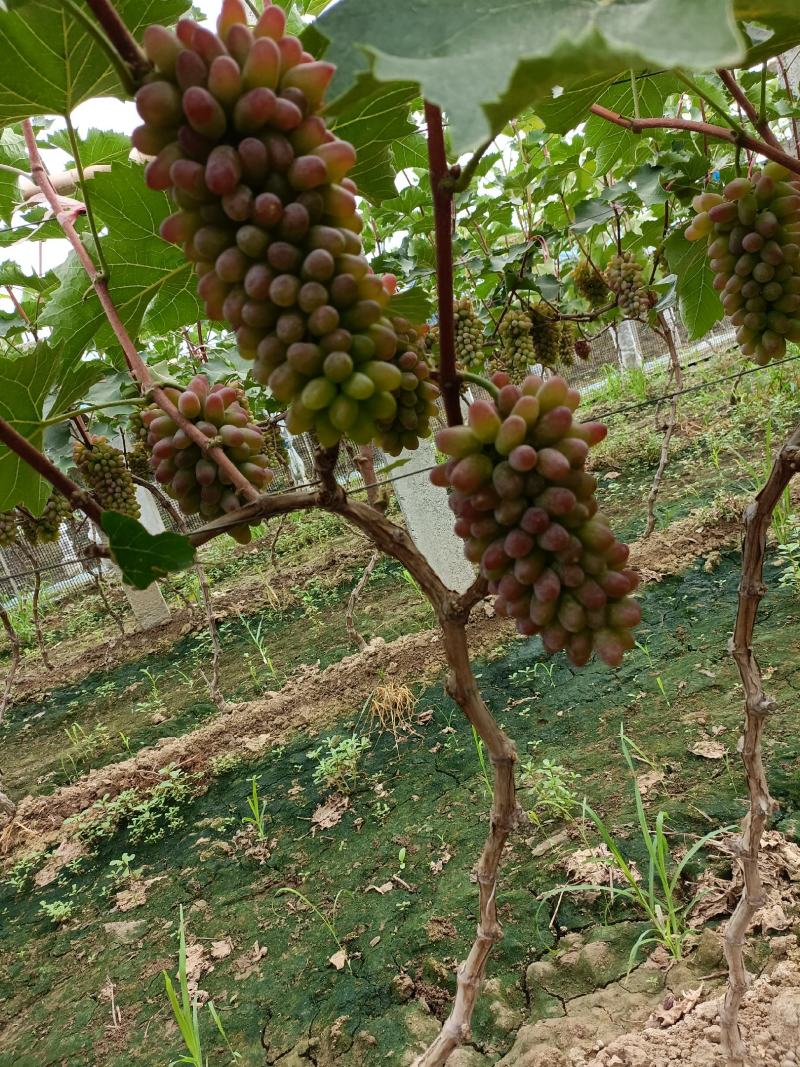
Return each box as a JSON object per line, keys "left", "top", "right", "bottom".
{"left": 0, "top": 309, "right": 741, "bottom": 607}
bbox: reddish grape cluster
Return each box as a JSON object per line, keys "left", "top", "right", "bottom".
{"left": 73, "top": 437, "right": 141, "bottom": 519}
{"left": 686, "top": 163, "right": 800, "bottom": 364}
{"left": 136, "top": 2, "right": 406, "bottom": 447}
{"left": 574, "top": 337, "right": 591, "bottom": 361}
{"left": 141, "top": 375, "right": 272, "bottom": 543}
{"left": 432, "top": 374, "right": 640, "bottom": 666}
{"left": 376, "top": 332, "right": 439, "bottom": 455}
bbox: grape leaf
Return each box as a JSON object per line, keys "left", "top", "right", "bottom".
{"left": 0, "top": 127, "right": 26, "bottom": 224}
{"left": 0, "top": 343, "right": 58, "bottom": 514}
{"left": 389, "top": 285, "right": 434, "bottom": 325}
{"left": 40, "top": 162, "right": 201, "bottom": 365}
{"left": 310, "top": 0, "right": 746, "bottom": 154}
{"left": 45, "top": 128, "right": 132, "bottom": 167}
{"left": 0, "top": 0, "right": 190, "bottom": 122}
{"left": 664, "top": 230, "right": 722, "bottom": 340}
{"left": 331, "top": 80, "right": 417, "bottom": 202}
{"left": 582, "top": 75, "right": 683, "bottom": 174}
{"left": 102, "top": 511, "right": 195, "bottom": 589}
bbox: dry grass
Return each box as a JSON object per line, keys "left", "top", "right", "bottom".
{"left": 368, "top": 682, "right": 417, "bottom": 742}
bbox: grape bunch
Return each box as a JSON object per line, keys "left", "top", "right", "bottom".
{"left": 685, "top": 163, "right": 800, "bottom": 364}
{"left": 423, "top": 324, "right": 440, "bottom": 364}
{"left": 73, "top": 437, "right": 141, "bottom": 520}
{"left": 140, "top": 375, "right": 272, "bottom": 543}
{"left": 574, "top": 337, "right": 591, "bottom": 362}
{"left": 376, "top": 344, "right": 439, "bottom": 456}
{"left": 604, "top": 253, "right": 649, "bottom": 317}
{"left": 0, "top": 511, "right": 17, "bottom": 548}
{"left": 431, "top": 373, "right": 640, "bottom": 666}
{"left": 127, "top": 441, "right": 153, "bottom": 480}
{"left": 558, "top": 321, "right": 576, "bottom": 367}
{"left": 262, "top": 421, "right": 289, "bottom": 469}
{"left": 454, "top": 298, "right": 485, "bottom": 370}
{"left": 20, "top": 492, "right": 72, "bottom": 545}
{"left": 572, "top": 260, "right": 608, "bottom": 307}
{"left": 528, "top": 303, "right": 561, "bottom": 368}
{"left": 498, "top": 308, "right": 535, "bottom": 375}
{"left": 137, "top": 2, "right": 405, "bottom": 447}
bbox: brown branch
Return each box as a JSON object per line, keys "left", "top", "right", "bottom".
{"left": 0, "top": 417, "right": 102, "bottom": 525}
{"left": 83, "top": 0, "right": 151, "bottom": 83}
{"left": 720, "top": 421, "right": 800, "bottom": 1065}
{"left": 0, "top": 603, "right": 21, "bottom": 723}
{"left": 21, "top": 120, "right": 260, "bottom": 505}
{"left": 345, "top": 549, "right": 379, "bottom": 652}
{"left": 16, "top": 541, "right": 53, "bottom": 671}
{"left": 589, "top": 104, "right": 800, "bottom": 177}
{"left": 425, "top": 102, "right": 462, "bottom": 426}
{"left": 716, "top": 68, "right": 782, "bottom": 151}
{"left": 643, "top": 314, "right": 683, "bottom": 538}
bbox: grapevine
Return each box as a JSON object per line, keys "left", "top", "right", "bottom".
{"left": 572, "top": 259, "right": 609, "bottom": 306}
{"left": 604, "top": 252, "right": 650, "bottom": 317}
{"left": 432, "top": 373, "right": 640, "bottom": 667}
{"left": 528, "top": 303, "right": 561, "bottom": 368}
{"left": 140, "top": 374, "right": 271, "bottom": 543}
{"left": 498, "top": 307, "right": 535, "bottom": 375}
{"left": 686, "top": 163, "right": 800, "bottom": 364}
{"left": 453, "top": 298, "right": 485, "bottom": 370}
{"left": 136, "top": 2, "right": 407, "bottom": 448}
{"left": 19, "top": 492, "right": 72, "bottom": 545}
{"left": 73, "top": 437, "right": 142, "bottom": 519}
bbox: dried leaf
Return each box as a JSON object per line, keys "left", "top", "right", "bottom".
{"left": 636, "top": 769, "right": 665, "bottom": 796}
{"left": 328, "top": 948, "right": 347, "bottom": 971}
{"left": 311, "top": 794, "right": 349, "bottom": 835}
{"left": 366, "top": 881, "right": 394, "bottom": 895}
{"left": 690, "top": 740, "right": 726, "bottom": 760}
{"left": 646, "top": 985, "right": 703, "bottom": 1028}
{"left": 210, "top": 937, "right": 233, "bottom": 960}
{"left": 430, "top": 849, "right": 452, "bottom": 875}
{"left": 760, "top": 903, "right": 790, "bottom": 931}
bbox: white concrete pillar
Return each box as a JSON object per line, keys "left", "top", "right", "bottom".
{"left": 117, "top": 486, "right": 171, "bottom": 629}
{"left": 392, "top": 436, "right": 477, "bottom": 594}
{"left": 616, "top": 319, "right": 644, "bottom": 369}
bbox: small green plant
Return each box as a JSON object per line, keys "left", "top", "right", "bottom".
{"left": 238, "top": 613, "right": 271, "bottom": 665}
{"left": 164, "top": 907, "right": 240, "bottom": 1066}
{"left": 209, "top": 752, "right": 244, "bottom": 777}
{"left": 776, "top": 515, "right": 800, "bottom": 591}
{"left": 242, "top": 776, "right": 269, "bottom": 840}
{"left": 471, "top": 725, "right": 493, "bottom": 799}
{"left": 136, "top": 667, "right": 165, "bottom": 714}
{"left": 5, "top": 854, "right": 38, "bottom": 891}
{"left": 520, "top": 755, "right": 579, "bottom": 824}
{"left": 107, "top": 853, "right": 139, "bottom": 884}
{"left": 276, "top": 887, "right": 347, "bottom": 965}
{"left": 396, "top": 846, "right": 407, "bottom": 875}
{"left": 39, "top": 898, "right": 74, "bottom": 925}
{"left": 119, "top": 732, "right": 132, "bottom": 754}
{"left": 542, "top": 728, "right": 734, "bottom": 963}
{"left": 308, "top": 735, "right": 370, "bottom": 794}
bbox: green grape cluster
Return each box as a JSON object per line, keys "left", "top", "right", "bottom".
{"left": 376, "top": 343, "right": 439, "bottom": 456}
{"left": 73, "top": 437, "right": 141, "bottom": 520}
{"left": 127, "top": 440, "right": 153, "bottom": 480}
{"left": 136, "top": 1, "right": 405, "bottom": 448}
{"left": 422, "top": 324, "right": 440, "bottom": 365}
{"left": 574, "top": 337, "right": 591, "bottom": 362}
{"left": 20, "top": 492, "right": 72, "bottom": 545}
{"left": 431, "top": 373, "right": 640, "bottom": 666}
{"left": 686, "top": 163, "right": 800, "bottom": 364}
{"left": 498, "top": 308, "right": 535, "bottom": 375}
{"left": 0, "top": 511, "right": 17, "bottom": 548}
{"left": 572, "top": 260, "right": 608, "bottom": 306}
{"left": 528, "top": 304, "right": 561, "bottom": 368}
{"left": 454, "top": 298, "right": 484, "bottom": 370}
{"left": 557, "top": 321, "right": 576, "bottom": 367}
{"left": 604, "top": 252, "right": 649, "bottom": 317}
{"left": 141, "top": 374, "right": 272, "bottom": 543}
{"left": 262, "top": 421, "right": 289, "bottom": 468}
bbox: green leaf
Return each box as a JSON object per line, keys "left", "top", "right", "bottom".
{"left": 47, "top": 356, "right": 109, "bottom": 420}
{"left": 570, "top": 197, "right": 617, "bottom": 234}
{"left": 40, "top": 162, "right": 201, "bottom": 365}
{"left": 311, "top": 0, "right": 745, "bottom": 154}
{"left": 0, "top": 343, "right": 58, "bottom": 513}
{"left": 102, "top": 511, "right": 195, "bottom": 589}
{"left": 0, "top": 0, "right": 190, "bottom": 122}
{"left": 0, "top": 127, "right": 26, "bottom": 223}
{"left": 45, "top": 127, "right": 132, "bottom": 167}
{"left": 735, "top": 0, "right": 800, "bottom": 61}
{"left": 664, "top": 230, "right": 722, "bottom": 340}
{"left": 583, "top": 75, "right": 681, "bottom": 173}
{"left": 388, "top": 284, "right": 434, "bottom": 324}
{"left": 331, "top": 81, "right": 417, "bottom": 202}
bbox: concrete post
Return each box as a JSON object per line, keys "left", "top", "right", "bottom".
{"left": 616, "top": 318, "right": 644, "bottom": 369}
{"left": 392, "top": 435, "right": 476, "bottom": 594}
{"left": 117, "top": 486, "right": 172, "bottom": 629}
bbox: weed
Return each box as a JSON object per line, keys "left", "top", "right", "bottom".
{"left": 107, "top": 853, "right": 139, "bottom": 885}
{"left": 164, "top": 907, "right": 240, "bottom": 1066}
{"left": 520, "top": 755, "right": 579, "bottom": 824}
{"left": 308, "top": 735, "right": 370, "bottom": 794}
{"left": 776, "top": 515, "right": 800, "bottom": 591}
{"left": 471, "top": 725, "right": 493, "bottom": 799}
{"left": 367, "top": 682, "right": 417, "bottom": 740}
{"left": 542, "top": 729, "right": 734, "bottom": 963}
{"left": 242, "top": 776, "right": 269, "bottom": 840}
{"left": 5, "top": 854, "right": 39, "bottom": 891}
{"left": 209, "top": 752, "right": 244, "bottom": 777}
{"left": 276, "top": 887, "right": 347, "bottom": 964}
{"left": 39, "top": 898, "right": 74, "bottom": 925}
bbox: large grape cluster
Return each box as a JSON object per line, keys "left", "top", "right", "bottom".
{"left": 528, "top": 304, "right": 561, "bottom": 369}
{"left": 376, "top": 345, "right": 439, "bottom": 456}
{"left": 136, "top": 2, "right": 404, "bottom": 447}
{"left": 0, "top": 511, "right": 17, "bottom": 548}
{"left": 605, "top": 253, "right": 649, "bottom": 317}
{"left": 127, "top": 441, "right": 153, "bottom": 480}
{"left": 557, "top": 321, "right": 576, "bottom": 367}
{"left": 20, "top": 492, "right": 72, "bottom": 545}
{"left": 572, "top": 260, "right": 608, "bottom": 307}
{"left": 73, "top": 437, "right": 141, "bottom": 520}
{"left": 431, "top": 373, "right": 640, "bottom": 666}
{"left": 262, "top": 421, "right": 289, "bottom": 469}
{"left": 454, "top": 298, "right": 485, "bottom": 370}
{"left": 498, "top": 308, "right": 535, "bottom": 375}
{"left": 141, "top": 375, "right": 272, "bottom": 543}
{"left": 686, "top": 163, "right": 800, "bottom": 364}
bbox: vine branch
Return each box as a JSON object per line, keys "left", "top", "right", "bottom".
{"left": 82, "top": 0, "right": 151, "bottom": 85}
{"left": 716, "top": 68, "right": 782, "bottom": 150}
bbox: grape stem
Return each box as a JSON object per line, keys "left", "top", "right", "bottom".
{"left": 81, "top": 0, "right": 152, "bottom": 88}
{"left": 458, "top": 371, "right": 499, "bottom": 401}
{"left": 64, "top": 113, "right": 110, "bottom": 280}
{"left": 39, "top": 398, "right": 146, "bottom": 428}
{"left": 716, "top": 68, "right": 782, "bottom": 151}
{"left": 424, "top": 102, "right": 463, "bottom": 427}
{"left": 59, "top": 0, "right": 137, "bottom": 95}
{"left": 589, "top": 104, "right": 800, "bottom": 177}
{"left": 21, "top": 120, "right": 261, "bottom": 506}
{"left": 0, "top": 416, "right": 103, "bottom": 526}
